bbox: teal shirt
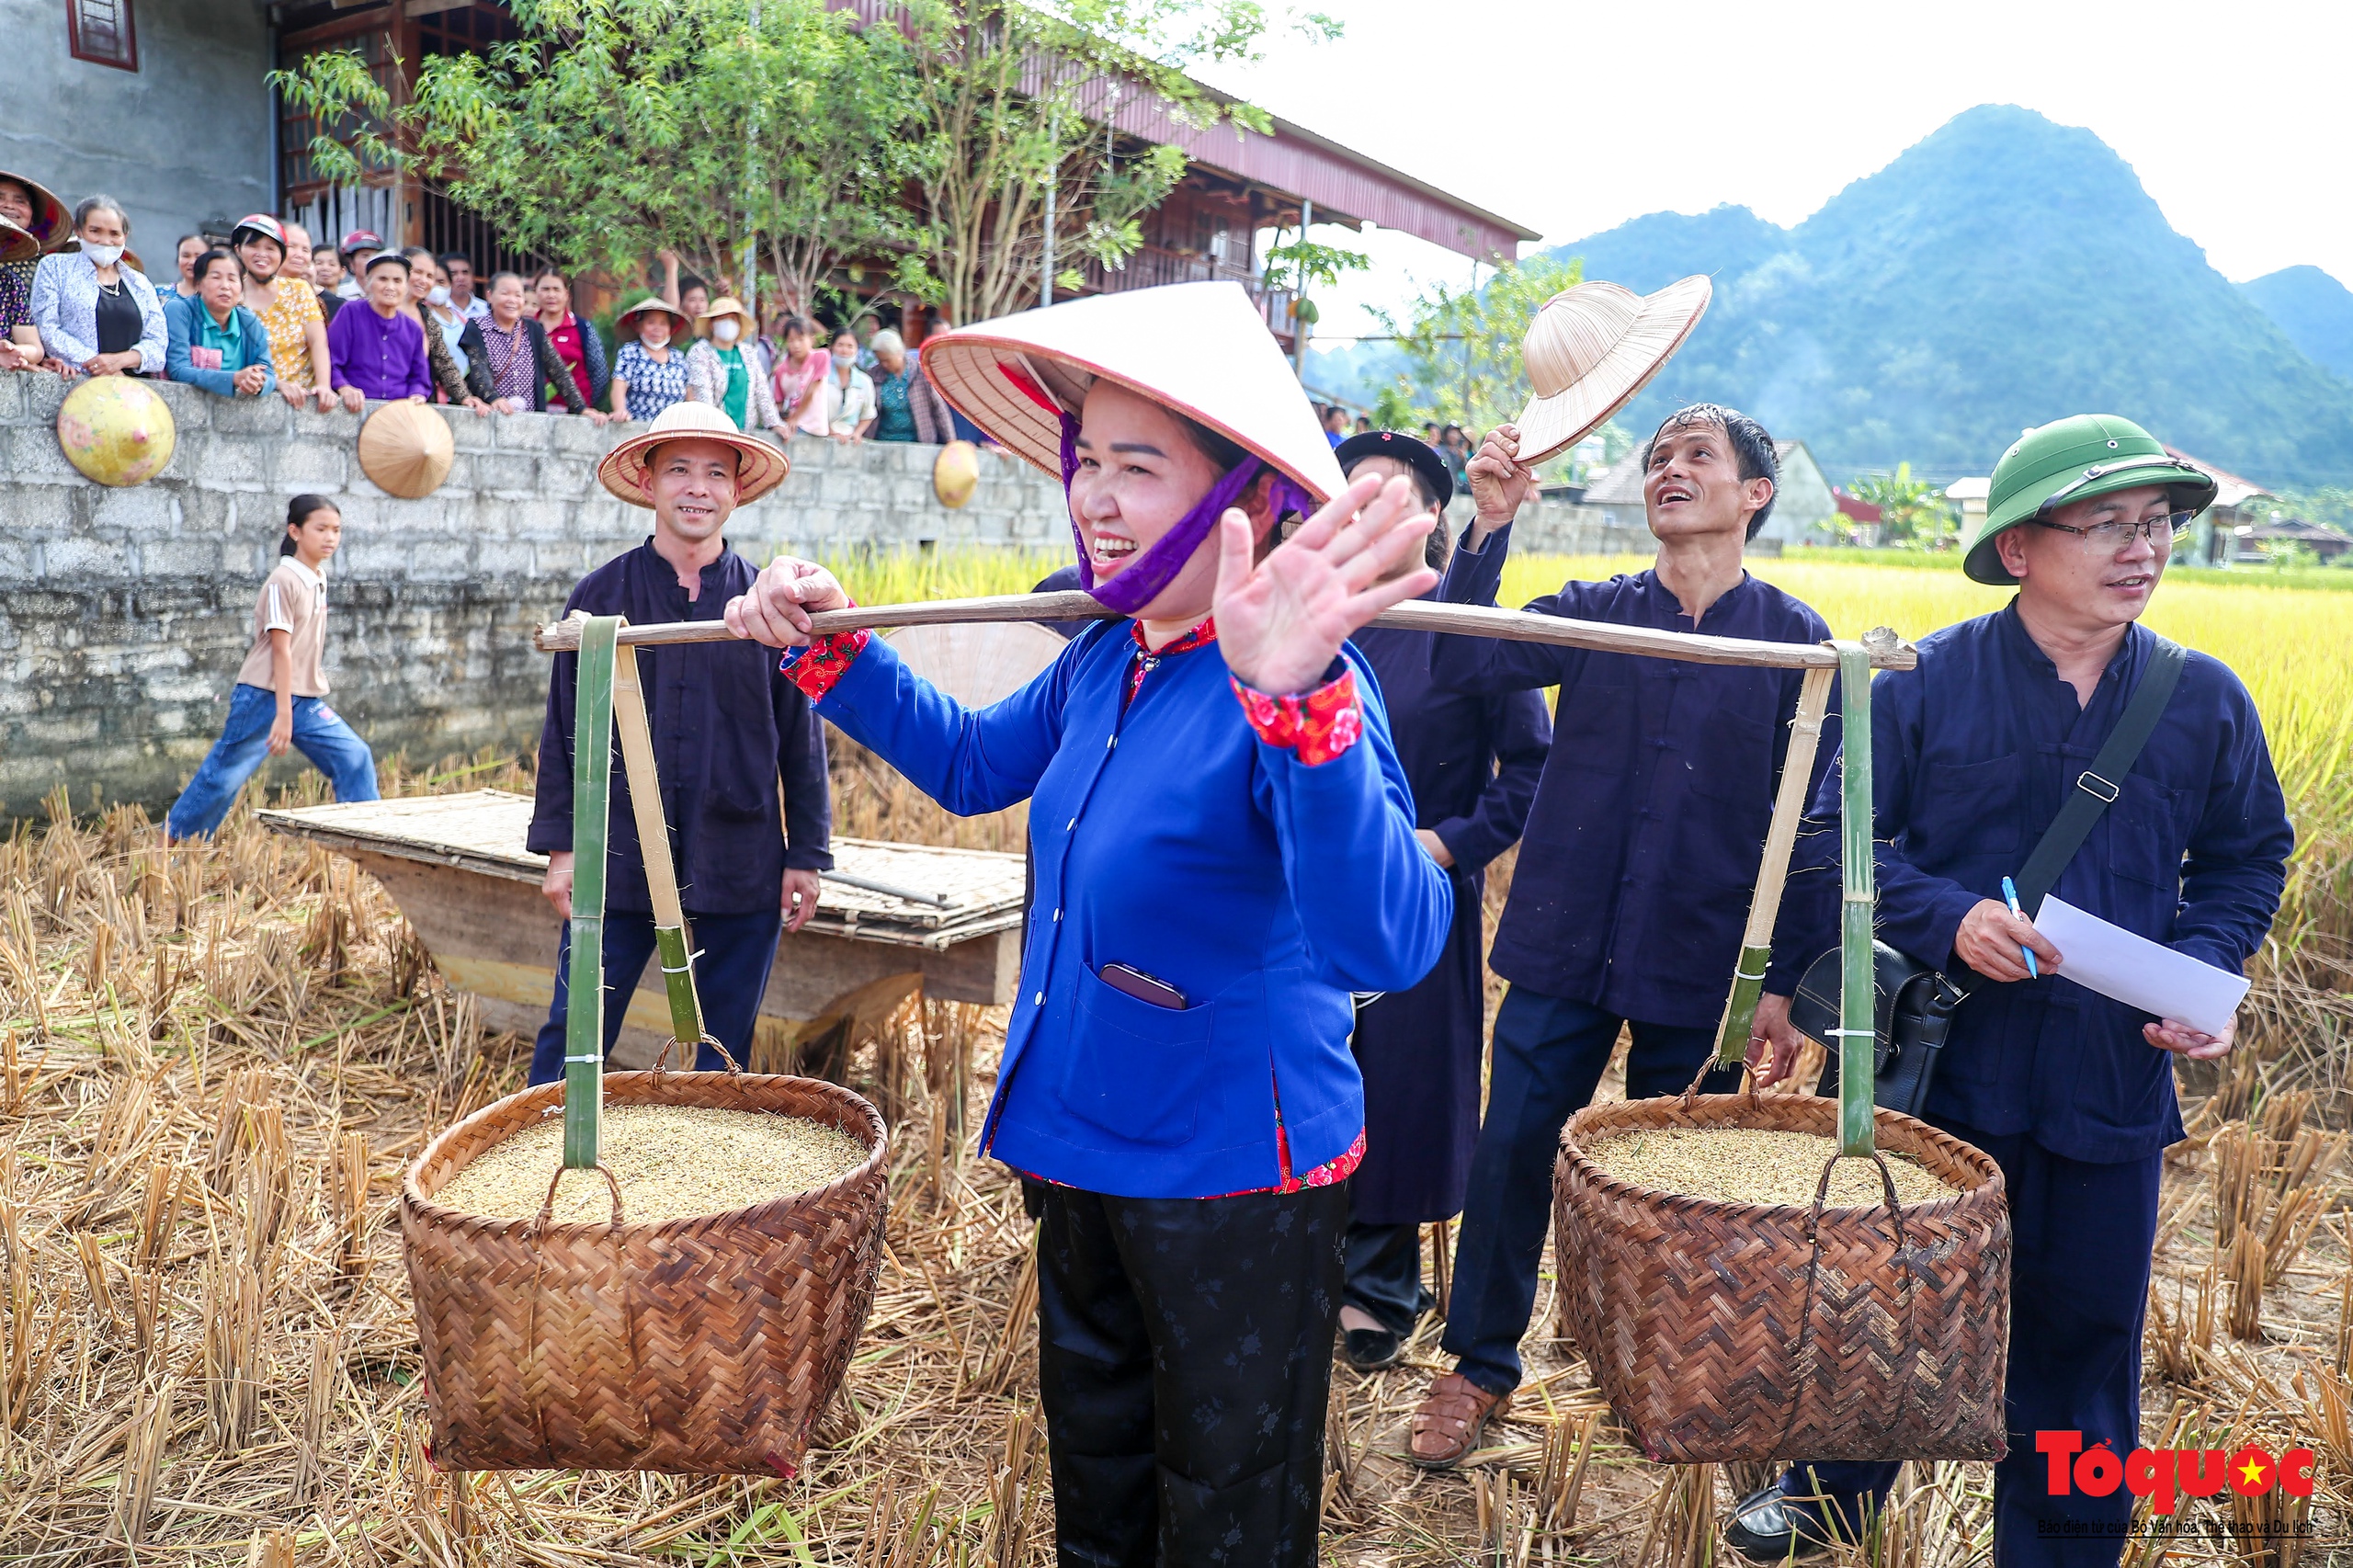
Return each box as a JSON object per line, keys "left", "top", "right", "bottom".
{"left": 199, "top": 305, "right": 246, "bottom": 366}
{"left": 719, "top": 346, "right": 750, "bottom": 430}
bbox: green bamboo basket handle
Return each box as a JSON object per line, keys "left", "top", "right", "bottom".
{"left": 563, "top": 616, "right": 620, "bottom": 1170}
{"left": 1835, "top": 640, "right": 1876, "bottom": 1157}
{"left": 563, "top": 619, "right": 712, "bottom": 1173}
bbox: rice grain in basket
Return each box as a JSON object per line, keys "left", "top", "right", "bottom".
{"left": 434, "top": 1104, "right": 870, "bottom": 1224}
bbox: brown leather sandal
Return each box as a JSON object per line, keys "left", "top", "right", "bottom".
{"left": 1408, "top": 1370, "right": 1510, "bottom": 1469}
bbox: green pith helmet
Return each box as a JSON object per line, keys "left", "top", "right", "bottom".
{"left": 1963, "top": 414, "right": 2220, "bottom": 585}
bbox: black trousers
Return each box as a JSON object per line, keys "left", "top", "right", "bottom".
{"left": 1342, "top": 1221, "right": 1430, "bottom": 1335}
{"left": 1029, "top": 1177, "right": 1349, "bottom": 1567}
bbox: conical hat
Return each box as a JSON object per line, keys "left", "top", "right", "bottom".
{"left": 886, "top": 621, "right": 1067, "bottom": 709}
{"left": 596, "top": 398, "right": 790, "bottom": 506}
{"left": 920, "top": 281, "right": 1344, "bottom": 504}
{"left": 0, "top": 221, "right": 36, "bottom": 267}
{"left": 1511, "top": 278, "right": 1712, "bottom": 466}
{"left": 0, "top": 169, "right": 69, "bottom": 251}
{"left": 357, "top": 400, "right": 456, "bottom": 499}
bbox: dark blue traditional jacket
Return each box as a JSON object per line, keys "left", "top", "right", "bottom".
{"left": 1782, "top": 606, "right": 2292, "bottom": 1161}
{"left": 529, "top": 540, "right": 833, "bottom": 914}
{"left": 1429, "top": 523, "right": 1836, "bottom": 1028}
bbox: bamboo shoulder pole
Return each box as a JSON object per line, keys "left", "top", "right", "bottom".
{"left": 1710, "top": 662, "right": 1837, "bottom": 1068}
{"left": 533, "top": 592, "right": 1918, "bottom": 674}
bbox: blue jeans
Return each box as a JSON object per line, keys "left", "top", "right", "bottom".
{"left": 1441, "top": 986, "right": 1743, "bottom": 1394}
{"left": 165, "top": 684, "right": 378, "bottom": 840}
{"left": 528, "top": 908, "right": 784, "bottom": 1085}
{"left": 1774, "top": 1126, "right": 2163, "bottom": 1568}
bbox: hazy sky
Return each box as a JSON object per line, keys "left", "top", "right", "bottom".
{"left": 1206, "top": 0, "right": 2353, "bottom": 339}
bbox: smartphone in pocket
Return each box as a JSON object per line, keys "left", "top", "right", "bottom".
{"left": 1098, "top": 961, "right": 1188, "bottom": 1010}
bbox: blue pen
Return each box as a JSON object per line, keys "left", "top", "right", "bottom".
{"left": 2001, "top": 876, "right": 2038, "bottom": 979}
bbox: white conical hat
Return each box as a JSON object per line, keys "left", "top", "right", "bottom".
{"left": 1512, "top": 277, "right": 1711, "bottom": 465}
{"left": 920, "top": 280, "right": 1344, "bottom": 504}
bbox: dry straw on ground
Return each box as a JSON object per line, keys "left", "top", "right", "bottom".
{"left": 2, "top": 739, "right": 2348, "bottom": 1565}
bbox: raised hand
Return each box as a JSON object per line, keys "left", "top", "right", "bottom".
{"left": 1213, "top": 472, "right": 1438, "bottom": 696}
{"left": 724, "top": 555, "right": 849, "bottom": 647}
{"left": 1467, "top": 423, "right": 1539, "bottom": 540}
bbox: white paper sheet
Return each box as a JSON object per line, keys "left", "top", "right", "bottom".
{"left": 2033, "top": 895, "right": 2250, "bottom": 1037}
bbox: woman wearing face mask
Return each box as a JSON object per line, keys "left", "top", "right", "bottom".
{"left": 0, "top": 170, "right": 69, "bottom": 372}
{"left": 32, "top": 195, "right": 166, "bottom": 378}
{"left": 413, "top": 248, "right": 472, "bottom": 378}
{"left": 233, "top": 214, "right": 336, "bottom": 413}
{"left": 460, "top": 271, "right": 585, "bottom": 415}
{"left": 726, "top": 281, "right": 1452, "bottom": 1567}
{"left": 396, "top": 246, "right": 488, "bottom": 412}
{"left": 820, "top": 326, "right": 876, "bottom": 443}
{"left": 608, "top": 294, "right": 691, "bottom": 423}
{"left": 532, "top": 267, "right": 609, "bottom": 415}
{"left": 684, "top": 295, "right": 786, "bottom": 436}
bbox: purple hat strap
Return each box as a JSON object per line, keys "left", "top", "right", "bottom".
{"left": 1056, "top": 411, "right": 1315, "bottom": 616}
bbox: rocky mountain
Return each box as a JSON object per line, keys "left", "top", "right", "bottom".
{"left": 2240, "top": 266, "right": 2353, "bottom": 384}
{"left": 1548, "top": 105, "right": 2353, "bottom": 486}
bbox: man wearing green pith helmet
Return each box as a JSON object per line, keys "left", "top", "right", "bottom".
{"left": 1729, "top": 415, "right": 2295, "bottom": 1565}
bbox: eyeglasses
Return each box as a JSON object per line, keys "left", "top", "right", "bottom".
{"left": 2030, "top": 511, "right": 2194, "bottom": 550}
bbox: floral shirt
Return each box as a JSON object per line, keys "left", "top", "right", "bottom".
{"left": 475, "top": 316, "right": 539, "bottom": 405}
{"left": 253, "top": 279, "right": 324, "bottom": 390}
{"left": 0, "top": 258, "right": 34, "bottom": 338}
{"left": 785, "top": 608, "right": 1370, "bottom": 1196}
{"left": 615, "top": 340, "right": 689, "bottom": 422}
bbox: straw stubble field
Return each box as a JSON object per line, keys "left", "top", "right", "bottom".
{"left": 4, "top": 550, "right": 2350, "bottom": 1565}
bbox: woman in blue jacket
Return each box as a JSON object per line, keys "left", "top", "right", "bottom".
{"left": 164, "top": 248, "right": 276, "bottom": 399}
{"left": 727, "top": 281, "right": 1452, "bottom": 1566}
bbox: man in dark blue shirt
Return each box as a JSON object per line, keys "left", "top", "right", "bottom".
{"left": 528, "top": 403, "right": 833, "bottom": 1082}
{"left": 1409, "top": 405, "right": 1836, "bottom": 1465}
{"left": 1729, "top": 415, "right": 2292, "bottom": 1564}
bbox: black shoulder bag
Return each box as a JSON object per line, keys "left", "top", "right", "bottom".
{"left": 1793, "top": 635, "right": 2187, "bottom": 1115}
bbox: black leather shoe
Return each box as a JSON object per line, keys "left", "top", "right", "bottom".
{"left": 1723, "top": 1484, "right": 1833, "bottom": 1562}
{"left": 1340, "top": 1325, "right": 1403, "bottom": 1370}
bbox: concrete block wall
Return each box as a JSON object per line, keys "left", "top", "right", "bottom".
{"left": 0, "top": 375, "right": 1070, "bottom": 817}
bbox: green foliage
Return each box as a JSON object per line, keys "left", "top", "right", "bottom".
{"left": 274, "top": 0, "right": 1317, "bottom": 324}
{"left": 891, "top": 0, "right": 1324, "bottom": 324}
{"left": 1261, "top": 236, "right": 1370, "bottom": 294}
{"left": 1843, "top": 462, "right": 1958, "bottom": 551}
{"left": 1367, "top": 254, "right": 1584, "bottom": 436}
{"left": 273, "top": 0, "right": 921, "bottom": 309}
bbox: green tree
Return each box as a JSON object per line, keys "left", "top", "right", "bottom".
{"left": 1844, "top": 462, "right": 1958, "bottom": 551}
{"left": 275, "top": 0, "right": 923, "bottom": 307}
{"left": 1368, "top": 254, "right": 1585, "bottom": 436}
{"left": 892, "top": 0, "right": 1334, "bottom": 324}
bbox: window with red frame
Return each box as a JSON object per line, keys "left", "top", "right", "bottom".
{"left": 67, "top": 0, "right": 137, "bottom": 70}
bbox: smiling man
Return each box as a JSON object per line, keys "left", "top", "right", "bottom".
{"left": 1730, "top": 415, "right": 2294, "bottom": 1564}
{"left": 525, "top": 403, "right": 832, "bottom": 1085}
{"left": 1405, "top": 404, "right": 1839, "bottom": 1466}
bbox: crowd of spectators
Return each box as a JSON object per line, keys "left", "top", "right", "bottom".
{"left": 0, "top": 165, "right": 1033, "bottom": 462}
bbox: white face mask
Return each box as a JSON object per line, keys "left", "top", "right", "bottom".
{"left": 426, "top": 285, "right": 451, "bottom": 306}
{"left": 82, "top": 243, "right": 124, "bottom": 267}
{"left": 711, "top": 317, "right": 741, "bottom": 345}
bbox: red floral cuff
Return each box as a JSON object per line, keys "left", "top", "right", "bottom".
{"left": 1230, "top": 665, "right": 1363, "bottom": 767}
{"left": 779, "top": 626, "right": 870, "bottom": 700}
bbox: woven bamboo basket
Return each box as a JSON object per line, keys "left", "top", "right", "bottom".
{"left": 1552, "top": 1091, "right": 2008, "bottom": 1464}
{"left": 400, "top": 614, "right": 890, "bottom": 1475}
{"left": 403, "top": 1068, "right": 887, "bottom": 1474}
{"left": 1548, "top": 644, "right": 2011, "bottom": 1465}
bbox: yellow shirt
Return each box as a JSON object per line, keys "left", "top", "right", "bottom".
{"left": 254, "top": 280, "right": 324, "bottom": 390}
